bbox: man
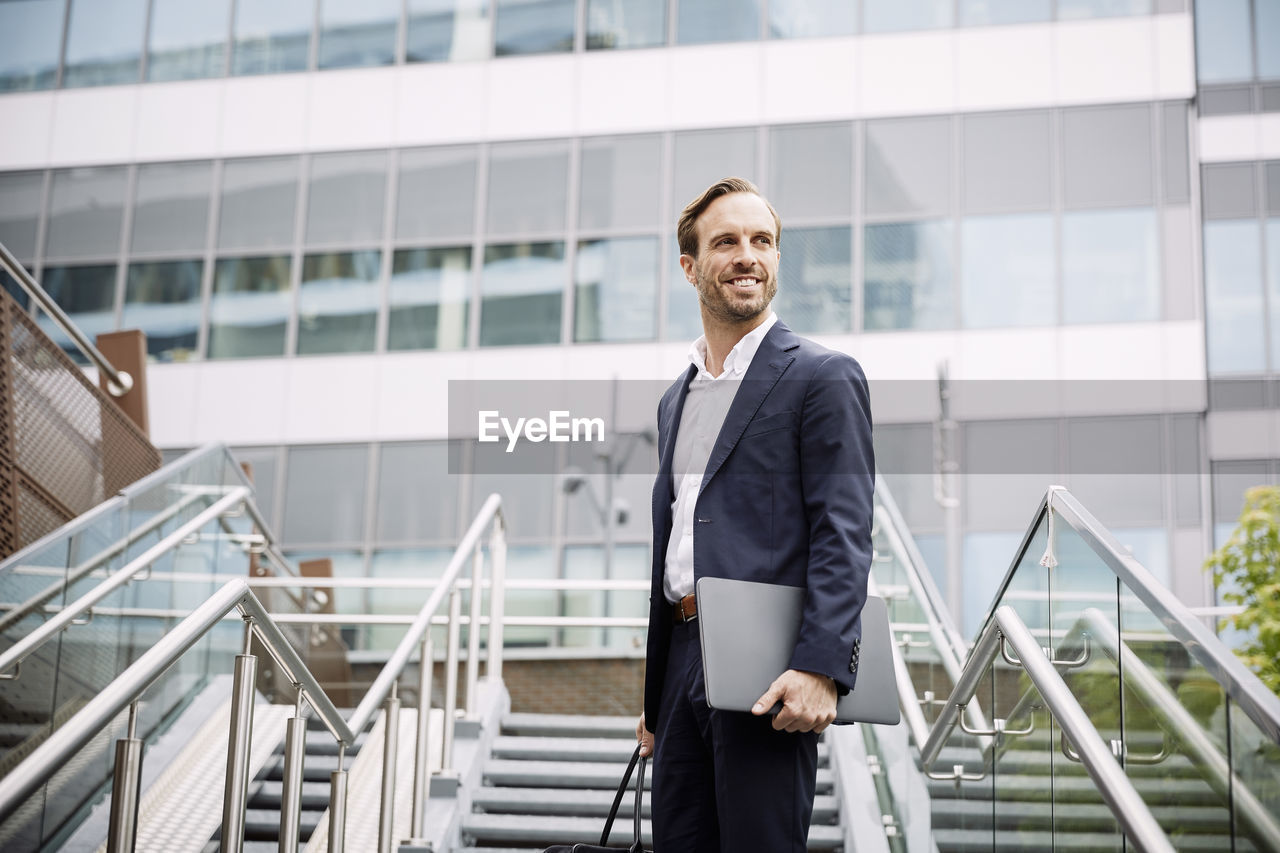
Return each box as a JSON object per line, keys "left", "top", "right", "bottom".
{"left": 636, "top": 177, "right": 875, "bottom": 851}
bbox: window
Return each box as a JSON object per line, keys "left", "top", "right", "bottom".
{"left": 864, "top": 221, "right": 953, "bottom": 331}
{"left": 864, "top": 0, "right": 952, "bottom": 33}
{"left": 574, "top": 237, "right": 659, "bottom": 342}
{"left": 1062, "top": 105, "right": 1154, "bottom": 209}
{"left": 0, "top": 171, "right": 45, "bottom": 260}
{"left": 768, "top": 124, "right": 853, "bottom": 220}
{"left": 132, "top": 162, "right": 213, "bottom": 254}
{"left": 958, "top": 0, "right": 1050, "bottom": 25}
{"left": 961, "top": 112, "right": 1052, "bottom": 213}
{"left": 495, "top": 0, "right": 576, "bottom": 55}
{"left": 769, "top": 0, "right": 856, "bottom": 37}
{"left": 579, "top": 135, "right": 663, "bottom": 230}
{"left": 396, "top": 146, "right": 478, "bottom": 241}
{"left": 480, "top": 241, "right": 565, "bottom": 346}
{"left": 666, "top": 260, "right": 702, "bottom": 342}
{"left": 232, "top": 0, "right": 313, "bottom": 75}
{"left": 586, "top": 0, "right": 666, "bottom": 48}
{"left": 45, "top": 167, "right": 128, "bottom": 260}
{"left": 407, "top": 0, "right": 491, "bottom": 62}
{"left": 1056, "top": 0, "right": 1151, "bottom": 18}
{"left": 147, "top": 0, "right": 230, "bottom": 81}
{"left": 219, "top": 157, "right": 300, "bottom": 250}
{"left": 1203, "top": 163, "right": 1258, "bottom": 221}
{"left": 672, "top": 129, "right": 757, "bottom": 219}
{"left": 772, "top": 226, "right": 851, "bottom": 334}
{"left": 0, "top": 0, "right": 64, "bottom": 91}
{"left": 677, "top": 0, "right": 760, "bottom": 44}
{"left": 389, "top": 247, "right": 472, "bottom": 350}
{"left": 865, "top": 118, "right": 952, "bottom": 218}
{"left": 1162, "top": 103, "right": 1191, "bottom": 204}
{"left": 1269, "top": 219, "right": 1280, "bottom": 368}
{"left": 1204, "top": 220, "right": 1265, "bottom": 374}
{"left": 283, "top": 445, "right": 370, "bottom": 544}
{"left": 376, "top": 442, "right": 459, "bottom": 542}
{"left": 62, "top": 0, "right": 147, "bottom": 87}
{"left": 487, "top": 141, "right": 570, "bottom": 236}
{"left": 306, "top": 151, "right": 388, "bottom": 246}
{"left": 1062, "top": 208, "right": 1159, "bottom": 324}
{"left": 318, "top": 0, "right": 399, "bottom": 69}
{"left": 961, "top": 214, "right": 1054, "bottom": 328}
{"left": 298, "top": 250, "right": 381, "bottom": 354}
{"left": 1260, "top": 0, "right": 1280, "bottom": 80}
{"left": 209, "top": 255, "right": 292, "bottom": 359}
{"left": 38, "top": 265, "right": 118, "bottom": 363}
{"left": 123, "top": 260, "right": 203, "bottom": 361}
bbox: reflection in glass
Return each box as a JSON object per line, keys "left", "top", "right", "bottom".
{"left": 1062, "top": 105, "right": 1153, "bottom": 209}
{"left": 232, "top": 0, "right": 313, "bottom": 75}
{"left": 961, "top": 530, "right": 1025, "bottom": 636}
{"left": 666, "top": 268, "right": 702, "bottom": 342}
{"left": 961, "top": 214, "right": 1054, "bottom": 328}
{"left": 219, "top": 157, "right": 300, "bottom": 250}
{"left": 1062, "top": 208, "right": 1158, "bottom": 324}
{"left": 865, "top": 118, "right": 952, "bottom": 217}
{"left": 1056, "top": 0, "right": 1150, "bottom": 18}
{"left": 147, "top": 0, "right": 231, "bottom": 81}
{"left": 376, "top": 443, "right": 459, "bottom": 541}
{"left": 318, "top": 0, "right": 399, "bottom": 68}
{"left": 1270, "top": 220, "right": 1280, "bottom": 369}
{"left": 124, "top": 260, "right": 202, "bottom": 362}
{"left": 959, "top": 0, "right": 1050, "bottom": 25}
{"left": 1204, "top": 220, "right": 1266, "bottom": 374}
{"left": 672, "top": 129, "right": 756, "bottom": 218}
{"left": 407, "top": 0, "right": 491, "bottom": 62}
{"left": 0, "top": 0, "right": 63, "bottom": 91}
{"left": 563, "top": 544, "right": 648, "bottom": 649}
{"left": 298, "top": 250, "right": 381, "bottom": 355}
{"left": 39, "top": 265, "right": 117, "bottom": 364}
{"left": 306, "top": 151, "right": 389, "bottom": 246}
{"left": 46, "top": 167, "right": 128, "bottom": 260}
{"left": 0, "top": 171, "right": 45, "bottom": 259}
{"left": 498, "top": 545, "right": 556, "bottom": 646}
{"left": 579, "top": 135, "right": 663, "bottom": 230}
{"left": 768, "top": 124, "right": 853, "bottom": 219}
{"left": 1194, "top": 0, "right": 1252, "bottom": 83}
{"left": 864, "top": 220, "right": 952, "bottom": 331}
{"left": 487, "top": 141, "right": 570, "bottom": 235}
{"left": 1261, "top": 0, "right": 1280, "bottom": 80}
{"left": 389, "top": 246, "right": 471, "bottom": 350}
{"left": 480, "top": 242, "right": 564, "bottom": 346}
{"left": 575, "top": 237, "right": 658, "bottom": 342}
{"left": 586, "top": 0, "right": 666, "bottom": 48}
{"left": 495, "top": 0, "right": 575, "bottom": 55}
{"left": 961, "top": 111, "right": 1052, "bottom": 213}
{"left": 396, "top": 146, "right": 478, "bottom": 241}
{"left": 132, "top": 162, "right": 213, "bottom": 254}
{"left": 209, "top": 255, "right": 292, "bottom": 359}
{"left": 2, "top": 268, "right": 29, "bottom": 309}
{"left": 366, "top": 548, "right": 453, "bottom": 649}
{"left": 678, "top": 0, "right": 759, "bottom": 44}
{"left": 62, "top": 0, "right": 147, "bottom": 87}
{"left": 772, "top": 226, "right": 850, "bottom": 334}
{"left": 864, "top": 0, "right": 952, "bottom": 33}
{"left": 284, "top": 445, "right": 369, "bottom": 544}
{"left": 769, "top": 0, "right": 855, "bottom": 37}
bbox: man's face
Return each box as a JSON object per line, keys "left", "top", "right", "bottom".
{"left": 680, "top": 192, "right": 779, "bottom": 325}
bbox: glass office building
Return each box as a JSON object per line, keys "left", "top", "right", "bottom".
{"left": 0, "top": 0, "right": 1275, "bottom": 642}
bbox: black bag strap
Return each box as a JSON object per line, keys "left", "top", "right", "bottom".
{"left": 600, "top": 744, "right": 645, "bottom": 847}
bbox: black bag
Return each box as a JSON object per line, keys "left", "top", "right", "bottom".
{"left": 543, "top": 743, "right": 648, "bottom": 853}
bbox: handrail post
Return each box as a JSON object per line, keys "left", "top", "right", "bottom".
{"left": 465, "top": 545, "right": 483, "bottom": 717}
{"left": 442, "top": 587, "right": 462, "bottom": 772}
{"left": 377, "top": 681, "right": 400, "bottom": 853}
{"left": 221, "top": 618, "right": 258, "bottom": 853}
{"left": 486, "top": 519, "right": 506, "bottom": 685}
{"left": 106, "top": 701, "right": 143, "bottom": 853}
{"left": 411, "top": 632, "right": 434, "bottom": 838}
{"left": 278, "top": 690, "right": 307, "bottom": 853}
{"left": 328, "top": 742, "right": 348, "bottom": 853}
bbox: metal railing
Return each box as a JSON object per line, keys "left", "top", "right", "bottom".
{"left": 0, "top": 486, "right": 507, "bottom": 853}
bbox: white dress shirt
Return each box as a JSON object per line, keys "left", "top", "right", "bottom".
{"left": 663, "top": 312, "right": 778, "bottom": 604}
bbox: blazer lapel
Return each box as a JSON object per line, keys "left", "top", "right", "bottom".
{"left": 654, "top": 364, "right": 697, "bottom": 510}
{"left": 699, "top": 322, "right": 800, "bottom": 494}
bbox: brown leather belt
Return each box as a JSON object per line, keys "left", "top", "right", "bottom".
{"left": 671, "top": 593, "right": 697, "bottom": 623}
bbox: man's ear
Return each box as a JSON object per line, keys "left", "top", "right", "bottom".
{"left": 679, "top": 253, "right": 697, "bottom": 285}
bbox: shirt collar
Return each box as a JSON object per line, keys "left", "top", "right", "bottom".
{"left": 688, "top": 312, "right": 778, "bottom": 380}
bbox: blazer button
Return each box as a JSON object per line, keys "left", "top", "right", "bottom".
{"left": 849, "top": 662, "right": 858, "bottom": 673}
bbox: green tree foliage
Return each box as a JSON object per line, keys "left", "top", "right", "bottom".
{"left": 1204, "top": 485, "right": 1280, "bottom": 696}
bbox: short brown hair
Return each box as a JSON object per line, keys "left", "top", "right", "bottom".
{"left": 677, "top": 177, "right": 781, "bottom": 257}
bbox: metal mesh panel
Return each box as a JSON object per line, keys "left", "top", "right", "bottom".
{"left": 0, "top": 289, "right": 160, "bottom": 557}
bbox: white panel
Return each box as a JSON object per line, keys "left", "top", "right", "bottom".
{"left": 142, "top": 362, "right": 201, "bottom": 447}
{"left": 1059, "top": 324, "right": 1166, "bottom": 379}
{"left": 306, "top": 68, "right": 397, "bottom": 152}
{"left": 859, "top": 31, "right": 956, "bottom": 118}
{"left": 1259, "top": 114, "right": 1280, "bottom": 161}
{"left": 190, "top": 361, "right": 289, "bottom": 445}
{"left": 134, "top": 80, "right": 222, "bottom": 162}
{"left": 486, "top": 55, "right": 577, "bottom": 140}
{"left": 1158, "top": 321, "right": 1206, "bottom": 381}
{"left": 374, "top": 350, "right": 475, "bottom": 440}
{"left": 1198, "top": 115, "right": 1261, "bottom": 163}
{"left": 954, "top": 25, "right": 1052, "bottom": 111}
{"left": 0, "top": 92, "right": 54, "bottom": 169}
{"left": 1053, "top": 18, "right": 1153, "bottom": 105}
{"left": 577, "top": 49, "right": 670, "bottom": 135}
{"left": 853, "top": 331, "right": 962, "bottom": 381}
{"left": 49, "top": 86, "right": 138, "bottom": 165}
{"left": 282, "top": 356, "right": 378, "bottom": 441}
{"left": 395, "top": 62, "right": 487, "bottom": 145}
{"left": 761, "top": 38, "right": 858, "bottom": 124}
{"left": 1153, "top": 14, "right": 1195, "bottom": 99}
{"left": 1207, "top": 410, "right": 1280, "bottom": 460}
{"left": 219, "top": 74, "right": 309, "bottom": 157}
{"left": 666, "top": 43, "right": 766, "bottom": 129}
{"left": 956, "top": 328, "right": 1057, "bottom": 380}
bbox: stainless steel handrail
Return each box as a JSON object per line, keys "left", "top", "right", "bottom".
{"left": 0, "top": 239, "right": 132, "bottom": 396}
{"left": 918, "top": 605, "right": 1176, "bottom": 853}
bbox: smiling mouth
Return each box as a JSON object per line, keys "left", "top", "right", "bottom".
{"left": 725, "top": 276, "right": 761, "bottom": 288}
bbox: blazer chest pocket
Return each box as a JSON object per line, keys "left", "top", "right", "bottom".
{"left": 740, "top": 410, "right": 798, "bottom": 439}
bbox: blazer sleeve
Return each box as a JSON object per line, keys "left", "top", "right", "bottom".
{"left": 786, "top": 352, "right": 875, "bottom": 692}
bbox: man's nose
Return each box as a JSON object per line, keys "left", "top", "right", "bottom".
{"left": 731, "top": 239, "right": 755, "bottom": 266}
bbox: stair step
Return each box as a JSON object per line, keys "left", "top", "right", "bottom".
{"left": 489, "top": 735, "right": 829, "bottom": 766}
{"left": 482, "top": 759, "right": 834, "bottom": 793}
{"left": 249, "top": 779, "right": 336, "bottom": 810}
{"left": 469, "top": 786, "right": 840, "bottom": 823}
{"left": 460, "top": 813, "right": 843, "bottom": 849}
{"left": 931, "top": 827, "right": 1233, "bottom": 852}
{"left": 926, "top": 772, "right": 1218, "bottom": 806}
{"left": 242, "top": 808, "right": 319, "bottom": 841}
{"left": 931, "top": 798, "right": 1232, "bottom": 832}
{"left": 502, "top": 713, "right": 637, "bottom": 739}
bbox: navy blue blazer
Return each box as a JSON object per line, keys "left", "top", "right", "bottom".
{"left": 644, "top": 321, "right": 875, "bottom": 727}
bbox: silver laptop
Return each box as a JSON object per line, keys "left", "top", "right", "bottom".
{"left": 696, "top": 577, "right": 900, "bottom": 726}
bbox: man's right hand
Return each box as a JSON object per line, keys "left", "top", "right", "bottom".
{"left": 636, "top": 713, "right": 655, "bottom": 758}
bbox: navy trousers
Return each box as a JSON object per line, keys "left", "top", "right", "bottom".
{"left": 650, "top": 620, "right": 819, "bottom": 852}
